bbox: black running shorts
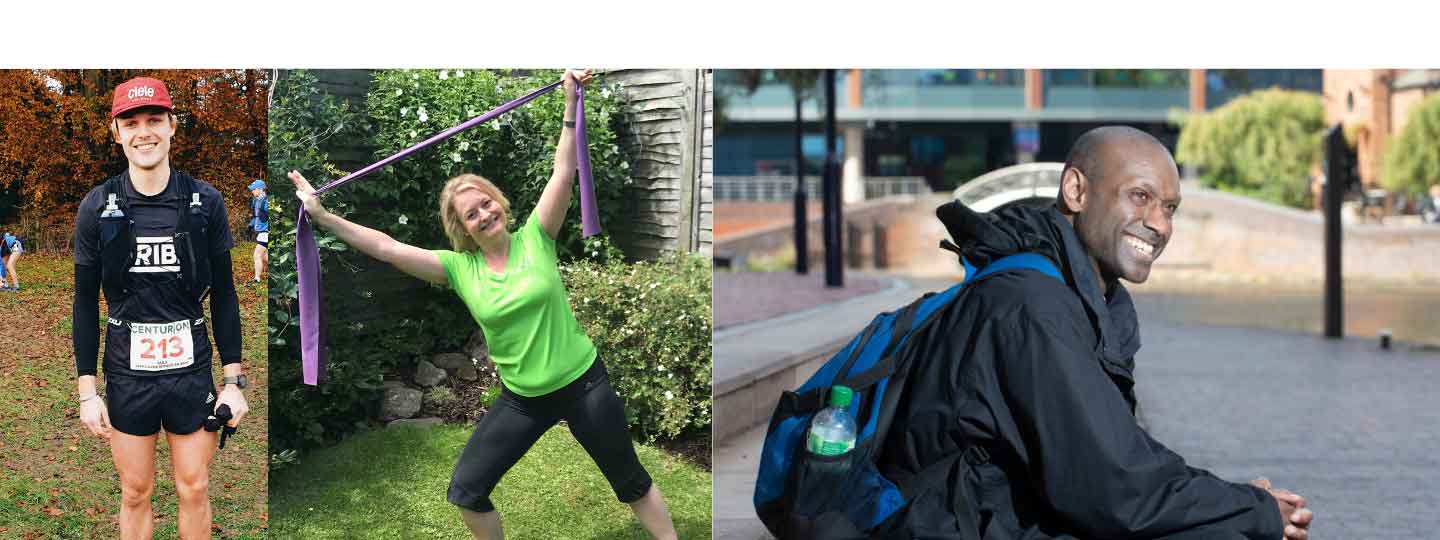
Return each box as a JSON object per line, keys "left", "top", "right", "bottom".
{"left": 105, "top": 367, "right": 217, "bottom": 436}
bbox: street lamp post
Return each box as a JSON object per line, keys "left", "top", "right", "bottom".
{"left": 794, "top": 97, "right": 808, "bottom": 275}
{"left": 823, "top": 69, "right": 843, "bottom": 287}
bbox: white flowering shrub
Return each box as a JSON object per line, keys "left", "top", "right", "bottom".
{"left": 563, "top": 252, "right": 713, "bottom": 441}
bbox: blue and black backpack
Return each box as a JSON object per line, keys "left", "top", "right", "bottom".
{"left": 753, "top": 252, "right": 1062, "bottom": 539}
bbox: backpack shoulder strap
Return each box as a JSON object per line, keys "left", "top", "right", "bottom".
{"left": 172, "top": 171, "right": 214, "bottom": 302}
{"left": 102, "top": 173, "right": 129, "bottom": 215}
{"left": 173, "top": 170, "right": 198, "bottom": 232}
{"left": 966, "top": 252, "right": 1062, "bottom": 284}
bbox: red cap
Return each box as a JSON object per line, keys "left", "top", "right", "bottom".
{"left": 111, "top": 77, "right": 173, "bottom": 118}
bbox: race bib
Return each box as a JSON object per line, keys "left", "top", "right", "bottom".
{"left": 256, "top": 232, "right": 268, "bottom": 243}
{"left": 128, "top": 319, "right": 196, "bottom": 371}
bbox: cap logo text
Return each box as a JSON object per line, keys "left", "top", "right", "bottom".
{"left": 127, "top": 86, "right": 156, "bottom": 100}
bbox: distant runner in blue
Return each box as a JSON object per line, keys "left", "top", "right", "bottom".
{"left": 1, "top": 231, "right": 20, "bottom": 291}
{"left": 248, "top": 179, "right": 268, "bottom": 284}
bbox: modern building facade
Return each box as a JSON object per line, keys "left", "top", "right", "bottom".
{"left": 716, "top": 69, "right": 1324, "bottom": 201}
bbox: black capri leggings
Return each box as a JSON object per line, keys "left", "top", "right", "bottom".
{"left": 447, "top": 357, "right": 653, "bottom": 513}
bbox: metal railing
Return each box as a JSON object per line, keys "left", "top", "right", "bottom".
{"left": 715, "top": 176, "right": 930, "bottom": 202}
{"left": 863, "top": 177, "right": 931, "bottom": 199}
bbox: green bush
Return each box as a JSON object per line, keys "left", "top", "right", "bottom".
{"left": 1382, "top": 92, "right": 1440, "bottom": 195}
{"left": 1174, "top": 89, "right": 1325, "bottom": 209}
{"left": 562, "top": 252, "right": 713, "bottom": 441}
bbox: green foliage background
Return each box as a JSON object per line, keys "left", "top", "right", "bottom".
{"left": 1175, "top": 89, "right": 1326, "bottom": 209}
{"left": 266, "top": 70, "right": 710, "bottom": 457}
{"left": 266, "top": 69, "right": 371, "bottom": 455}
{"left": 1382, "top": 92, "right": 1440, "bottom": 195}
{"left": 363, "top": 69, "right": 631, "bottom": 260}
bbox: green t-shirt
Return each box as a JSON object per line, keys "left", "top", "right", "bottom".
{"left": 434, "top": 212, "right": 596, "bottom": 397}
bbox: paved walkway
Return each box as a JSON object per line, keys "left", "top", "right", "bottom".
{"left": 713, "top": 285, "right": 1440, "bottom": 539}
{"left": 714, "top": 271, "right": 892, "bottom": 330}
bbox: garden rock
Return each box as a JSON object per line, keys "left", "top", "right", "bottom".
{"left": 414, "top": 360, "right": 447, "bottom": 387}
{"left": 387, "top": 417, "right": 444, "bottom": 429}
{"left": 381, "top": 379, "right": 408, "bottom": 390}
{"left": 464, "top": 330, "right": 492, "bottom": 369}
{"left": 379, "top": 387, "right": 423, "bottom": 421}
{"left": 455, "top": 364, "right": 479, "bottom": 382}
{"left": 430, "top": 352, "right": 470, "bottom": 371}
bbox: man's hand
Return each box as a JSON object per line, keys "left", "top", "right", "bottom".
{"left": 79, "top": 397, "right": 111, "bottom": 440}
{"left": 1284, "top": 507, "right": 1314, "bottom": 540}
{"left": 1252, "top": 478, "right": 1313, "bottom": 540}
{"left": 215, "top": 385, "right": 248, "bottom": 428}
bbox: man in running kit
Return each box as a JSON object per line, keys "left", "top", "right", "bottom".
{"left": 248, "top": 179, "right": 268, "bottom": 284}
{"left": 72, "top": 76, "right": 249, "bottom": 540}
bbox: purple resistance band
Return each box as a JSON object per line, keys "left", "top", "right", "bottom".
{"left": 297, "top": 79, "right": 600, "bottom": 386}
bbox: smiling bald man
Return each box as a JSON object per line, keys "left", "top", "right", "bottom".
{"left": 872, "top": 126, "right": 1315, "bottom": 540}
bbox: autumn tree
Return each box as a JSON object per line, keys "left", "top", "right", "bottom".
{"left": 0, "top": 69, "right": 268, "bottom": 249}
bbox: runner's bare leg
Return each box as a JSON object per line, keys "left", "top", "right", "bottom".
{"left": 168, "top": 428, "right": 218, "bottom": 540}
{"left": 112, "top": 431, "right": 159, "bottom": 540}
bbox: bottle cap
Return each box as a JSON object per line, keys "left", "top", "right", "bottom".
{"left": 829, "top": 385, "right": 853, "bottom": 408}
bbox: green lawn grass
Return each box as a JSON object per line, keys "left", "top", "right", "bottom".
{"left": 0, "top": 246, "right": 269, "bottom": 539}
{"left": 269, "top": 424, "right": 712, "bottom": 540}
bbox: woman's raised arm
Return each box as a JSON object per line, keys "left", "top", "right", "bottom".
{"left": 289, "top": 170, "right": 448, "bottom": 285}
{"left": 534, "top": 69, "right": 594, "bottom": 240}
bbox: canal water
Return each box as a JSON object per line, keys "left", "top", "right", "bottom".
{"left": 1131, "top": 281, "right": 1440, "bottom": 347}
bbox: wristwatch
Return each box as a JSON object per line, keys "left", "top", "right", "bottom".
{"left": 223, "top": 375, "right": 248, "bottom": 389}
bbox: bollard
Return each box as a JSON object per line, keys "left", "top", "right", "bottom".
{"left": 1379, "top": 329, "right": 1393, "bottom": 351}
{"left": 846, "top": 222, "right": 864, "bottom": 268}
{"left": 873, "top": 222, "right": 888, "bottom": 269}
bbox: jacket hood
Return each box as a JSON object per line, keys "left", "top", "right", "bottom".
{"left": 936, "top": 200, "right": 1141, "bottom": 377}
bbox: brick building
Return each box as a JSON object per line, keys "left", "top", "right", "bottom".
{"left": 1324, "top": 69, "right": 1440, "bottom": 192}
{"left": 1323, "top": 69, "right": 1440, "bottom": 190}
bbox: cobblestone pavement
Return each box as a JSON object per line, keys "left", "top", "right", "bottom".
{"left": 1133, "top": 299, "right": 1440, "bottom": 539}
{"left": 714, "top": 271, "right": 892, "bottom": 330}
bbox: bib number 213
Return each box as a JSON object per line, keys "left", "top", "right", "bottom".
{"left": 129, "top": 320, "right": 196, "bottom": 371}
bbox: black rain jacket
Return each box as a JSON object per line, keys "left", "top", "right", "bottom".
{"left": 876, "top": 201, "right": 1282, "bottom": 540}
